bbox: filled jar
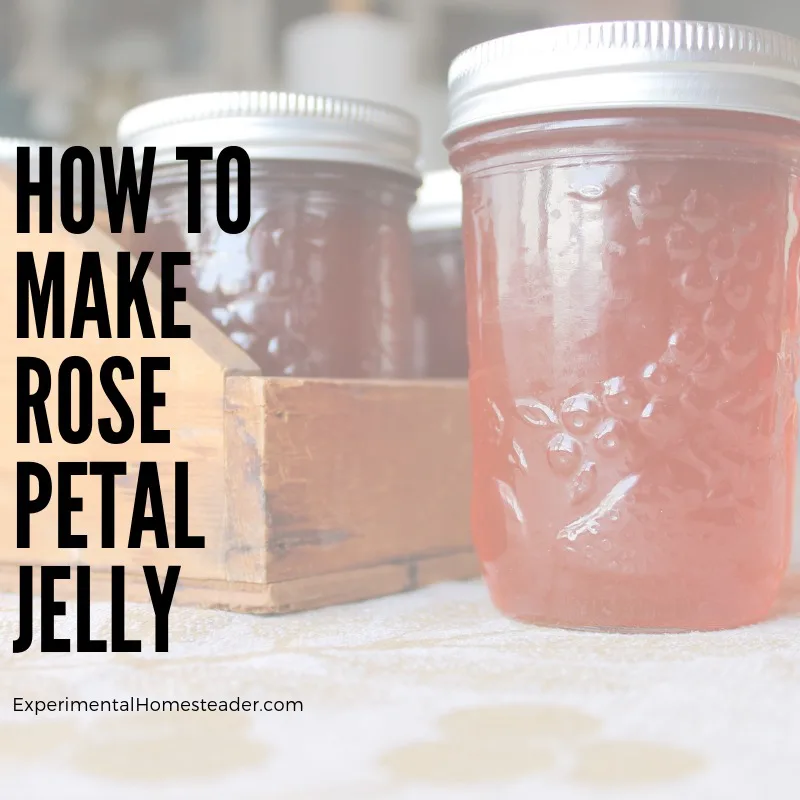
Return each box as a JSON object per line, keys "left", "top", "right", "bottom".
{"left": 117, "top": 92, "right": 421, "bottom": 378}
{"left": 445, "top": 20, "right": 800, "bottom": 631}
{"left": 409, "top": 169, "right": 468, "bottom": 378}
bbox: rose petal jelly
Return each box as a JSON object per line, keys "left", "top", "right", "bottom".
{"left": 446, "top": 21, "right": 800, "bottom": 631}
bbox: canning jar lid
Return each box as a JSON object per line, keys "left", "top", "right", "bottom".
{"left": 117, "top": 90, "right": 422, "bottom": 180}
{"left": 410, "top": 170, "right": 462, "bottom": 232}
{"left": 446, "top": 20, "right": 800, "bottom": 140}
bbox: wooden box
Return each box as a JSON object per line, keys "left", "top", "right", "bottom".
{"left": 0, "top": 175, "right": 477, "bottom": 613}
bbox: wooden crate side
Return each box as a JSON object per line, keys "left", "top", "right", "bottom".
{"left": 227, "top": 375, "right": 474, "bottom": 584}
{"left": 222, "top": 376, "right": 269, "bottom": 583}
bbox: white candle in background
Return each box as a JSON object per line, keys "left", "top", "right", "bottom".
{"left": 413, "top": 84, "right": 449, "bottom": 173}
{"left": 204, "top": 0, "right": 273, "bottom": 88}
{"left": 572, "top": 0, "right": 679, "bottom": 20}
{"left": 282, "top": 12, "right": 415, "bottom": 114}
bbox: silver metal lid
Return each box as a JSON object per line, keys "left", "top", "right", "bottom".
{"left": 117, "top": 90, "right": 422, "bottom": 179}
{"left": 410, "top": 170, "right": 462, "bottom": 232}
{"left": 446, "top": 20, "right": 800, "bottom": 140}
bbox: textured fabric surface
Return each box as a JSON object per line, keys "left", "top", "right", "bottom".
{"left": 1, "top": 576, "right": 799, "bottom": 799}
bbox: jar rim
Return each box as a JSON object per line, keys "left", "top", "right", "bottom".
{"left": 445, "top": 20, "right": 800, "bottom": 142}
{"left": 410, "top": 169, "right": 462, "bottom": 232}
{"left": 117, "top": 90, "right": 421, "bottom": 180}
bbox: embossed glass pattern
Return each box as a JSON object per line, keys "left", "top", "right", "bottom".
{"left": 133, "top": 161, "right": 418, "bottom": 378}
{"left": 120, "top": 91, "right": 421, "bottom": 378}
{"left": 449, "top": 109, "right": 800, "bottom": 631}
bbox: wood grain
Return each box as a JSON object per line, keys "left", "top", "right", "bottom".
{"left": 247, "top": 375, "right": 473, "bottom": 583}
{"left": 0, "top": 171, "right": 478, "bottom": 614}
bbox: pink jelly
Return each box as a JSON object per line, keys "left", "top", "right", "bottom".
{"left": 446, "top": 21, "right": 800, "bottom": 631}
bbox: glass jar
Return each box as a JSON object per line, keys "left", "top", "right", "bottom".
{"left": 410, "top": 170, "right": 468, "bottom": 378}
{"left": 117, "top": 92, "right": 421, "bottom": 378}
{"left": 445, "top": 21, "right": 800, "bottom": 632}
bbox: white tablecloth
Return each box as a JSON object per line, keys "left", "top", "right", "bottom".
{"left": 1, "top": 576, "right": 800, "bottom": 799}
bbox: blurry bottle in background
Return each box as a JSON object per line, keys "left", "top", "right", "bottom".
{"left": 410, "top": 170, "right": 467, "bottom": 379}
{"left": 282, "top": 6, "right": 415, "bottom": 114}
{"left": 413, "top": 84, "right": 450, "bottom": 172}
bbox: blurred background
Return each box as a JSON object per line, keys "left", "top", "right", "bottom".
{"left": 1, "top": 0, "right": 799, "bottom": 170}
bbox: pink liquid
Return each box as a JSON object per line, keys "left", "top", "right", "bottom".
{"left": 452, "top": 111, "right": 800, "bottom": 631}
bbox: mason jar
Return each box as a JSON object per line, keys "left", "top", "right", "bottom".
{"left": 118, "top": 91, "right": 421, "bottom": 378}
{"left": 446, "top": 21, "right": 800, "bottom": 631}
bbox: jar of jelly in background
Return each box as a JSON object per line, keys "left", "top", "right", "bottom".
{"left": 445, "top": 21, "right": 800, "bottom": 632}
{"left": 117, "top": 92, "right": 421, "bottom": 379}
{"left": 410, "top": 170, "right": 468, "bottom": 378}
